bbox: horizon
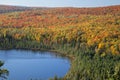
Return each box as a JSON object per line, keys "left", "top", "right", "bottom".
{"left": 0, "top": 0, "right": 120, "bottom": 8}
{"left": 0, "top": 4, "right": 120, "bottom": 8}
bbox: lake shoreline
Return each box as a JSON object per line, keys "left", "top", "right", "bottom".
{"left": 0, "top": 48, "right": 74, "bottom": 60}
{"left": 0, "top": 47, "right": 74, "bottom": 79}
{"left": 0, "top": 49, "right": 71, "bottom": 80}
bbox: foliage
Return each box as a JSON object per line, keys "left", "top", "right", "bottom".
{"left": 0, "top": 61, "right": 9, "bottom": 79}
{"left": 0, "top": 5, "right": 120, "bottom": 80}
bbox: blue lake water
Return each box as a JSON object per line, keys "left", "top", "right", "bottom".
{"left": 0, "top": 50, "right": 70, "bottom": 80}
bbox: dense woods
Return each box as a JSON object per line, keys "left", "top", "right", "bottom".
{"left": 0, "top": 5, "right": 120, "bottom": 80}
{"left": 0, "top": 5, "right": 32, "bottom": 13}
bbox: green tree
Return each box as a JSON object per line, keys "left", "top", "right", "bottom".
{"left": 0, "top": 61, "right": 9, "bottom": 79}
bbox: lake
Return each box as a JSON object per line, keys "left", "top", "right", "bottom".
{"left": 0, "top": 50, "right": 70, "bottom": 80}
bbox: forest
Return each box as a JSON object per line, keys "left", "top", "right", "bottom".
{"left": 0, "top": 5, "right": 120, "bottom": 80}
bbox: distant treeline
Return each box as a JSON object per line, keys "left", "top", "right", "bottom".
{"left": 0, "top": 5, "right": 120, "bottom": 80}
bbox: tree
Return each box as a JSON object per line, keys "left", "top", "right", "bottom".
{"left": 0, "top": 61, "right": 9, "bottom": 79}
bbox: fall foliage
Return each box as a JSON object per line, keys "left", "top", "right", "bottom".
{"left": 0, "top": 5, "right": 120, "bottom": 80}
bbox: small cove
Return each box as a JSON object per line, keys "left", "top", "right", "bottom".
{"left": 0, "top": 49, "right": 70, "bottom": 80}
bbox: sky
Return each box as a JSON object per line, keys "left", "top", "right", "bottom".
{"left": 0, "top": 0, "right": 120, "bottom": 7}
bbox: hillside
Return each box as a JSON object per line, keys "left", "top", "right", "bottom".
{"left": 0, "top": 5, "right": 120, "bottom": 14}
{"left": 0, "top": 5, "right": 120, "bottom": 28}
{"left": 0, "top": 5, "right": 47, "bottom": 13}
{"left": 0, "top": 5, "right": 30, "bottom": 13}
{"left": 0, "top": 5, "right": 120, "bottom": 80}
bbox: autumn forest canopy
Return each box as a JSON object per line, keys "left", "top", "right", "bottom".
{"left": 0, "top": 5, "right": 120, "bottom": 80}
